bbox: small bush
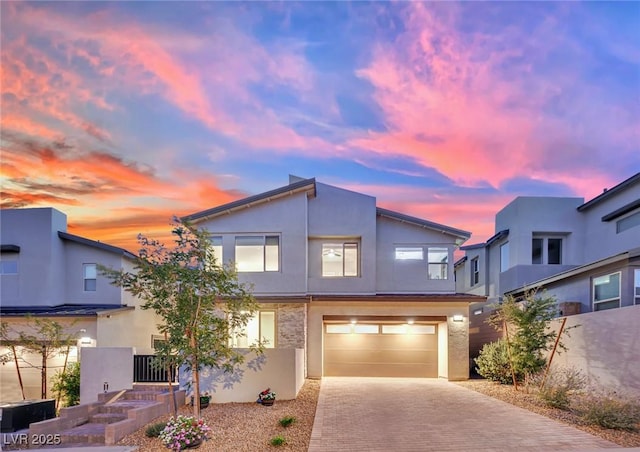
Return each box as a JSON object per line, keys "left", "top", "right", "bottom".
{"left": 580, "top": 394, "right": 640, "bottom": 431}
{"left": 51, "top": 362, "right": 80, "bottom": 407}
{"left": 475, "top": 339, "right": 520, "bottom": 384}
{"left": 145, "top": 421, "right": 167, "bottom": 438}
{"left": 270, "top": 435, "right": 287, "bottom": 446}
{"left": 279, "top": 416, "right": 296, "bottom": 428}
{"left": 537, "top": 367, "right": 586, "bottom": 410}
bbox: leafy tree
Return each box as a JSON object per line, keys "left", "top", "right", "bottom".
{"left": 101, "top": 219, "right": 261, "bottom": 418}
{"left": 487, "top": 291, "right": 573, "bottom": 384}
{"left": 52, "top": 361, "right": 80, "bottom": 407}
{"left": 0, "top": 317, "right": 77, "bottom": 399}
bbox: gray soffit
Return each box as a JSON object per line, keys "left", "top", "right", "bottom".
{"left": 1, "top": 244, "right": 20, "bottom": 253}
{"left": 58, "top": 231, "right": 137, "bottom": 260}
{"left": 601, "top": 198, "right": 640, "bottom": 222}
{"left": 505, "top": 250, "right": 634, "bottom": 296}
{"left": 577, "top": 172, "right": 640, "bottom": 212}
{"left": 182, "top": 178, "right": 317, "bottom": 223}
{"left": 0, "top": 304, "right": 131, "bottom": 317}
{"left": 376, "top": 208, "right": 471, "bottom": 241}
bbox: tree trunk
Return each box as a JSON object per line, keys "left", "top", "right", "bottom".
{"left": 11, "top": 345, "right": 26, "bottom": 400}
{"left": 41, "top": 345, "right": 48, "bottom": 399}
{"left": 190, "top": 333, "right": 200, "bottom": 419}
{"left": 56, "top": 344, "right": 71, "bottom": 410}
{"left": 165, "top": 333, "right": 177, "bottom": 416}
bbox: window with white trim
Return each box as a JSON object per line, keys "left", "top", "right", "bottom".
{"left": 427, "top": 247, "right": 448, "bottom": 280}
{"left": 500, "top": 242, "right": 510, "bottom": 272}
{"left": 322, "top": 242, "right": 358, "bottom": 277}
{"left": 230, "top": 311, "right": 275, "bottom": 348}
{"left": 635, "top": 269, "right": 640, "bottom": 305}
{"left": 235, "top": 236, "right": 279, "bottom": 272}
{"left": 210, "top": 236, "right": 223, "bottom": 263}
{"left": 471, "top": 258, "right": 479, "bottom": 286}
{"left": 0, "top": 260, "right": 18, "bottom": 274}
{"left": 83, "top": 263, "right": 97, "bottom": 291}
{"left": 395, "top": 247, "right": 424, "bottom": 260}
{"left": 593, "top": 272, "right": 621, "bottom": 312}
{"left": 532, "top": 236, "right": 562, "bottom": 264}
{"left": 617, "top": 211, "right": 640, "bottom": 234}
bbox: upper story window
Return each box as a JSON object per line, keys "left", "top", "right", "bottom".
{"left": 500, "top": 242, "right": 510, "bottom": 272}
{"left": 427, "top": 247, "right": 448, "bottom": 280}
{"left": 617, "top": 211, "right": 640, "bottom": 234}
{"left": 0, "top": 260, "right": 18, "bottom": 275}
{"left": 532, "top": 237, "right": 562, "bottom": 265}
{"left": 593, "top": 272, "right": 620, "bottom": 312}
{"left": 635, "top": 269, "right": 640, "bottom": 305}
{"left": 235, "top": 235, "right": 279, "bottom": 272}
{"left": 83, "top": 263, "right": 97, "bottom": 291}
{"left": 395, "top": 247, "right": 424, "bottom": 260}
{"left": 210, "top": 236, "right": 223, "bottom": 263}
{"left": 230, "top": 311, "right": 275, "bottom": 348}
{"left": 471, "top": 257, "right": 480, "bottom": 286}
{"left": 322, "top": 242, "right": 358, "bottom": 277}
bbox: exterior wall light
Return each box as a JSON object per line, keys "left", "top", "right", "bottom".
{"left": 350, "top": 319, "right": 357, "bottom": 324}
{"left": 80, "top": 337, "right": 92, "bottom": 344}
{"left": 452, "top": 315, "right": 464, "bottom": 322}
{"left": 407, "top": 319, "right": 415, "bottom": 325}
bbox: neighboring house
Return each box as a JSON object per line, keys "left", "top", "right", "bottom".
{"left": 0, "top": 208, "right": 161, "bottom": 402}
{"left": 182, "top": 175, "right": 482, "bottom": 401}
{"left": 454, "top": 172, "right": 640, "bottom": 393}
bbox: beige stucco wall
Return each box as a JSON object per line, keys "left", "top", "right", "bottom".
{"left": 307, "top": 301, "right": 470, "bottom": 380}
{"left": 181, "top": 348, "right": 305, "bottom": 403}
{"left": 548, "top": 304, "right": 640, "bottom": 396}
{"left": 80, "top": 347, "right": 134, "bottom": 404}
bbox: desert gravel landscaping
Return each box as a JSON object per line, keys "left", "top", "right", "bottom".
{"left": 455, "top": 379, "right": 640, "bottom": 448}
{"left": 117, "top": 379, "right": 320, "bottom": 451}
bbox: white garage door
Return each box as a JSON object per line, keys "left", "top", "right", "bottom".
{"left": 323, "top": 322, "right": 438, "bottom": 377}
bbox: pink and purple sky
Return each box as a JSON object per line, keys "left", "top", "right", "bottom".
{"left": 1, "top": 1, "right": 639, "bottom": 252}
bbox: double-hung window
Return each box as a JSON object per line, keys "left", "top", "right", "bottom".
{"left": 500, "top": 242, "right": 510, "bottom": 272}
{"left": 471, "top": 258, "right": 479, "bottom": 286}
{"left": 209, "top": 236, "right": 223, "bottom": 263}
{"left": 322, "top": 243, "right": 358, "bottom": 277}
{"left": 83, "top": 263, "right": 97, "bottom": 291}
{"left": 593, "top": 272, "right": 621, "bottom": 311}
{"left": 427, "top": 248, "right": 448, "bottom": 280}
{"left": 235, "top": 235, "right": 279, "bottom": 272}
{"left": 230, "top": 311, "right": 276, "bottom": 348}
{"left": 635, "top": 269, "right": 640, "bottom": 305}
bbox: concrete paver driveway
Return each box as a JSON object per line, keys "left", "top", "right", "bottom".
{"left": 308, "top": 377, "right": 620, "bottom": 452}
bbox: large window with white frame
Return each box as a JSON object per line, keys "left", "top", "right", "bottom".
{"left": 532, "top": 236, "right": 562, "bottom": 265}
{"left": 235, "top": 235, "right": 279, "bottom": 272}
{"left": 617, "top": 211, "right": 640, "bottom": 234}
{"left": 500, "top": 242, "right": 510, "bottom": 272}
{"left": 427, "top": 247, "right": 448, "bottom": 280}
{"left": 209, "top": 236, "right": 223, "bottom": 264}
{"left": 322, "top": 242, "right": 358, "bottom": 277}
{"left": 83, "top": 263, "right": 97, "bottom": 291}
{"left": 593, "top": 272, "right": 621, "bottom": 312}
{"left": 230, "top": 311, "right": 276, "bottom": 348}
{"left": 394, "top": 246, "right": 424, "bottom": 260}
{"left": 635, "top": 269, "right": 640, "bottom": 305}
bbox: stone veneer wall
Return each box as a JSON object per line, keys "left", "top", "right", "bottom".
{"left": 276, "top": 303, "right": 307, "bottom": 349}
{"left": 446, "top": 317, "right": 470, "bottom": 380}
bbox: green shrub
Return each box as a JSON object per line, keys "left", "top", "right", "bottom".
{"left": 579, "top": 394, "right": 640, "bottom": 431}
{"left": 537, "top": 367, "right": 586, "bottom": 410}
{"left": 51, "top": 362, "right": 80, "bottom": 407}
{"left": 475, "top": 339, "right": 520, "bottom": 384}
{"left": 145, "top": 421, "right": 167, "bottom": 438}
{"left": 279, "top": 416, "right": 296, "bottom": 428}
{"left": 270, "top": 435, "right": 286, "bottom": 446}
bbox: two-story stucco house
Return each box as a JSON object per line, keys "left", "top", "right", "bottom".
{"left": 0, "top": 208, "right": 161, "bottom": 402}
{"left": 181, "top": 176, "right": 482, "bottom": 401}
{"left": 454, "top": 172, "right": 640, "bottom": 393}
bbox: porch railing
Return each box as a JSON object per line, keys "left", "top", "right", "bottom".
{"left": 133, "top": 355, "right": 177, "bottom": 383}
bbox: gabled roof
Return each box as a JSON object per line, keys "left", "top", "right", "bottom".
{"left": 577, "top": 172, "right": 640, "bottom": 212}
{"left": 460, "top": 229, "right": 509, "bottom": 251}
{"left": 183, "top": 178, "right": 317, "bottom": 223}
{"left": 0, "top": 304, "right": 133, "bottom": 317}
{"left": 58, "top": 231, "right": 136, "bottom": 259}
{"left": 376, "top": 208, "right": 471, "bottom": 242}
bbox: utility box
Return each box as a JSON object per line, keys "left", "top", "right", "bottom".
{"left": 0, "top": 399, "right": 56, "bottom": 432}
{"left": 558, "top": 302, "right": 581, "bottom": 317}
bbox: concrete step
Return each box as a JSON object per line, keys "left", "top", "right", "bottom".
{"left": 98, "top": 399, "right": 155, "bottom": 414}
{"left": 60, "top": 423, "right": 106, "bottom": 444}
{"left": 89, "top": 412, "right": 127, "bottom": 424}
{"left": 123, "top": 390, "right": 160, "bottom": 401}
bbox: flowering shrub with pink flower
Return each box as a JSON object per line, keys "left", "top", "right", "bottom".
{"left": 159, "top": 415, "right": 210, "bottom": 450}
